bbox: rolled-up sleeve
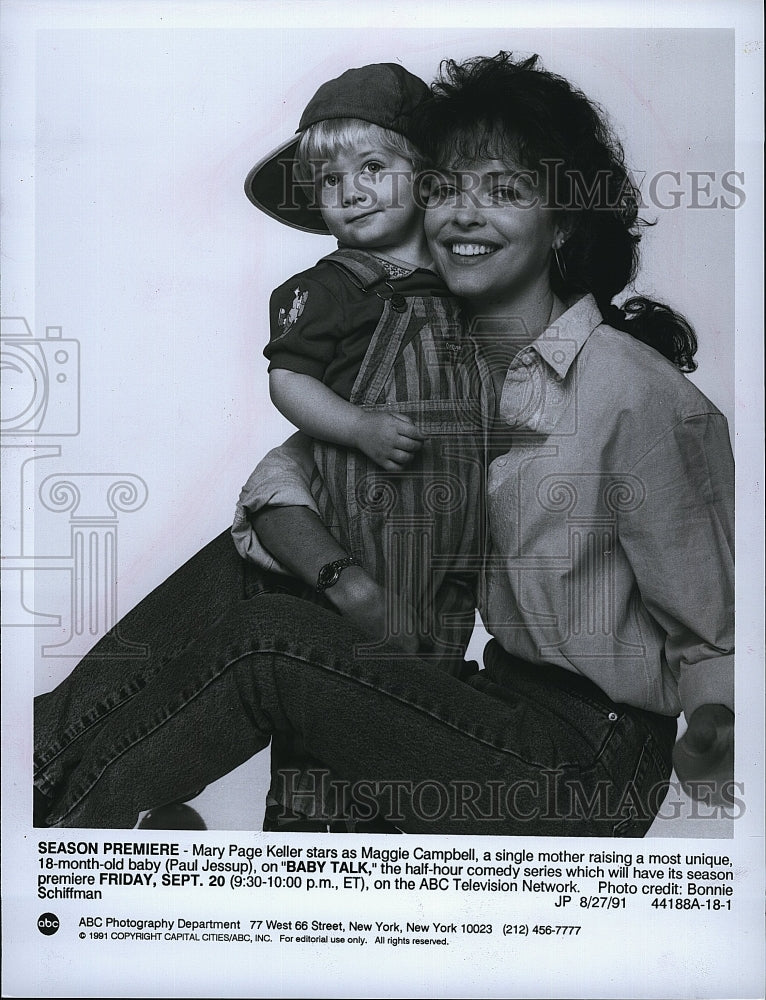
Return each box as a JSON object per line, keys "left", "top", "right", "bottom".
{"left": 620, "top": 412, "right": 734, "bottom": 719}
{"left": 231, "top": 433, "right": 319, "bottom": 573}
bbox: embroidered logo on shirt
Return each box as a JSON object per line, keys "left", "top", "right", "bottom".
{"left": 276, "top": 287, "right": 309, "bottom": 338}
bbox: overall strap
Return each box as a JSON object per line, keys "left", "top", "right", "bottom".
{"left": 321, "top": 248, "right": 390, "bottom": 291}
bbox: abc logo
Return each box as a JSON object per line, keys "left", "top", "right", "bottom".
{"left": 37, "top": 912, "right": 60, "bottom": 936}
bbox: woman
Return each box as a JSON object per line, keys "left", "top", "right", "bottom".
{"left": 34, "top": 52, "right": 733, "bottom": 834}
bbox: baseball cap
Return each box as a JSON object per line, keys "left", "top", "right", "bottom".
{"left": 244, "top": 63, "right": 430, "bottom": 234}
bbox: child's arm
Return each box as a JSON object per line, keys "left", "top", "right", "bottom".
{"left": 269, "top": 369, "right": 428, "bottom": 471}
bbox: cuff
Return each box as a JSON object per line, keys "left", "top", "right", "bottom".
{"left": 231, "top": 433, "right": 319, "bottom": 574}
{"left": 231, "top": 503, "right": 285, "bottom": 574}
{"left": 678, "top": 653, "right": 734, "bottom": 721}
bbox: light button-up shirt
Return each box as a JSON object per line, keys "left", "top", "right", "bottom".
{"left": 483, "top": 294, "right": 734, "bottom": 718}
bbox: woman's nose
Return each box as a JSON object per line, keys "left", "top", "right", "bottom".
{"left": 451, "top": 195, "right": 486, "bottom": 227}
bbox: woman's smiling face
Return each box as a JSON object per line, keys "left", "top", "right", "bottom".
{"left": 424, "top": 157, "right": 564, "bottom": 315}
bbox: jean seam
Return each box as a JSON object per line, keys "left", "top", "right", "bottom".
{"left": 614, "top": 742, "right": 647, "bottom": 836}
{"left": 35, "top": 630, "right": 222, "bottom": 776}
{"left": 471, "top": 671, "right": 620, "bottom": 768}
{"left": 643, "top": 721, "right": 675, "bottom": 778}
{"left": 49, "top": 648, "right": 261, "bottom": 824}
{"left": 281, "top": 644, "right": 618, "bottom": 772}
{"left": 516, "top": 686, "right": 619, "bottom": 765}
{"left": 484, "top": 644, "right": 620, "bottom": 718}
{"left": 34, "top": 680, "right": 150, "bottom": 776}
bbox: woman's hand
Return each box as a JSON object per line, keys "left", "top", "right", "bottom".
{"left": 324, "top": 565, "right": 422, "bottom": 656}
{"left": 252, "top": 506, "right": 421, "bottom": 654}
{"left": 353, "top": 410, "right": 427, "bottom": 471}
{"left": 672, "top": 704, "right": 735, "bottom": 806}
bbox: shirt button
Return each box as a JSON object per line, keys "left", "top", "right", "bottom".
{"left": 608, "top": 711, "right": 619, "bottom": 722}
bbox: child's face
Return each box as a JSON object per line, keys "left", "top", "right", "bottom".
{"left": 315, "top": 146, "right": 424, "bottom": 255}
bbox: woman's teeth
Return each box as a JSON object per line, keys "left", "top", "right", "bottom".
{"left": 451, "top": 243, "right": 496, "bottom": 256}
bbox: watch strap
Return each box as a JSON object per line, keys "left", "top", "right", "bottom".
{"left": 315, "top": 556, "right": 359, "bottom": 593}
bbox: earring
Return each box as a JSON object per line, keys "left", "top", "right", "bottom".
{"left": 553, "top": 244, "right": 568, "bottom": 283}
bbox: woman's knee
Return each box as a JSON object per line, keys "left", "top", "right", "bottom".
{"left": 227, "top": 592, "right": 356, "bottom": 661}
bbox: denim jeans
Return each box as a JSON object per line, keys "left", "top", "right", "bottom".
{"left": 34, "top": 530, "right": 676, "bottom": 833}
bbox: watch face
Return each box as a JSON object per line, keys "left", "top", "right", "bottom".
{"left": 317, "top": 564, "right": 338, "bottom": 589}
{"left": 316, "top": 557, "right": 356, "bottom": 592}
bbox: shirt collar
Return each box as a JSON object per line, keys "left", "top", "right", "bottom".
{"left": 527, "top": 294, "right": 604, "bottom": 379}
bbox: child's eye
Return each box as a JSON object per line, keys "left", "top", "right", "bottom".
{"left": 322, "top": 173, "right": 341, "bottom": 188}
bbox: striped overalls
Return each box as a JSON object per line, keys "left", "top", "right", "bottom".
{"left": 309, "top": 249, "right": 489, "bottom": 675}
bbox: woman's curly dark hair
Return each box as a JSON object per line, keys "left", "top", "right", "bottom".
{"left": 416, "top": 52, "right": 697, "bottom": 372}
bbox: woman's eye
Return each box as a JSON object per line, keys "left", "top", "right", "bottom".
{"left": 361, "top": 161, "right": 382, "bottom": 176}
{"left": 429, "top": 183, "right": 458, "bottom": 201}
{"left": 492, "top": 182, "right": 537, "bottom": 206}
{"left": 491, "top": 186, "right": 520, "bottom": 204}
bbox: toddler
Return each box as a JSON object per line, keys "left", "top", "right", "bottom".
{"left": 234, "top": 63, "right": 488, "bottom": 671}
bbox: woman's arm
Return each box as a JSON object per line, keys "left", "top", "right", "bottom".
{"left": 253, "top": 504, "right": 419, "bottom": 653}
{"left": 232, "top": 433, "right": 419, "bottom": 650}
{"left": 620, "top": 411, "right": 735, "bottom": 801}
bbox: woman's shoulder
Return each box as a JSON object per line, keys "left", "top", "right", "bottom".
{"left": 586, "top": 321, "right": 725, "bottom": 423}
{"left": 578, "top": 324, "right": 732, "bottom": 476}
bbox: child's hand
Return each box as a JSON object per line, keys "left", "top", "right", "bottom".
{"left": 672, "top": 704, "right": 735, "bottom": 806}
{"left": 355, "top": 411, "right": 428, "bottom": 471}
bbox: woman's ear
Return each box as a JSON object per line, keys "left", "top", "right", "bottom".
{"left": 552, "top": 213, "right": 575, "bottom": 250}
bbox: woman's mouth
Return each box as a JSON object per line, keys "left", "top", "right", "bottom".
{"left": 448, "top": 242, "right": 498, "bottom": 256}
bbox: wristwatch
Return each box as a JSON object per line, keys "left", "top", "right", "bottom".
{"left": 315, "top": 556, "right": 359, "bottom": 593}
